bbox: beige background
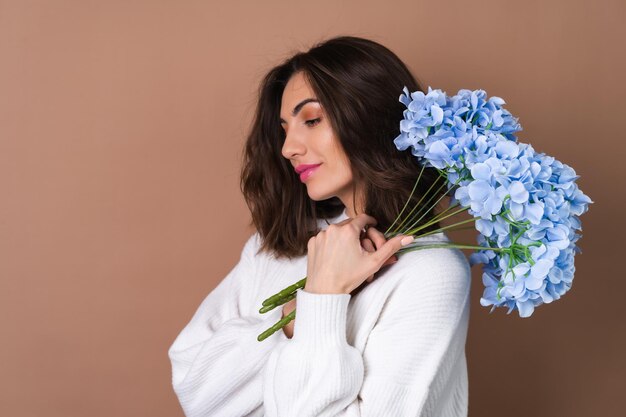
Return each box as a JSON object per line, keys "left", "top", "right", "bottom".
{"left": 1, "top": 0, "right": 623, "bottom": 416}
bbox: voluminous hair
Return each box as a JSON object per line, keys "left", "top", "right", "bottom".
{"left": 241, "top": 35, "right": 447, "bottom": 259}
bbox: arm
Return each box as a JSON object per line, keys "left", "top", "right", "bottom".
{"left": 357, "top": 248, "right": 471, "bottom": 417}
{"left": 262, "top": 248, "right": 471, "bottom": 417}
{"left": 263, "top": 288, "right": 363, "bottom": 417}
{"left": 168, "top": 233, "right": 289, "bottom": 417}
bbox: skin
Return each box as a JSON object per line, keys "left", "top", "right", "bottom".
{"left": 278, "top": 71, "right": 413, "bottom": 338}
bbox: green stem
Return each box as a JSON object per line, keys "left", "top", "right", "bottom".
{"left": 393, "top": 173, "right": 447, "bottom": 235}
{"left": 260, "top": 214, "right": 478, "bottom": 316}
{"left": 409, "top": 217, "right": 477, "bottom": 238}
{"left": 419, "top": 224, "right": 477, "bottom": 235}
{"left": 261, "top": 277, "right": 307, "bottom": 306}
{"left": 259, "top": 291, "right": 297, "bottom": 314}
{"left": 403, "top": 206, "right": 471, "bottom": 236}
{"left": 256, "top": 165, "right": 545, "bottom": 341}
{"left": 395, "top": 242, "right": 508, "bottom": 256}
{"left": 389, "top": 169, "right": 447, "bottom": 235}
{"left": 257, "top": 309, "right": 296, "bottom": 342}
{"left": 396, "top": 175, "right": 462, "bottom": 236}
{"left": 385, "top": 163, "right": 426, "bottom": 235}
{"left": 390, "top": 199, "right": 462, "bottom": 239}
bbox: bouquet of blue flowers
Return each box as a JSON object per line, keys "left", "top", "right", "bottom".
{"left": 256, "top": 86, "right": 593, "bottom": 342}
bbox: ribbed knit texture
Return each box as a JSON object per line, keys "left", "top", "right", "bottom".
{"left": 168, "top": 208, "right": 471, "bottom": 416}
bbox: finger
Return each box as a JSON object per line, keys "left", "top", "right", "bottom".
{"left": 335, "top": 217, "right": 353, "bottom": 226}
{"left": 366, "top": 227, "right": 397, "bottom": 266}
{"left": 381, "top": 254, "right": 398, "bottom": 267}
{"left": 371, "top": 234, "right": 414, "bottom": 267}
{"left": 350, "top": 213, "right": 377, "bottom": 233}
{"left": 361, "top": 239, "right": 376, "bottom": 282}
{"left": 361, "top": 238, "right": 375, "bottom": 253}
{"left": 365, "top": 226, "right": 386, "bottom": 250}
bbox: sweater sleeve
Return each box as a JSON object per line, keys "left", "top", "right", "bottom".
{"left": 261, "top": 248, "right": 471, "bottom": 417}
{"left": 168, "top": 233, "right": 289, "bottom": 417}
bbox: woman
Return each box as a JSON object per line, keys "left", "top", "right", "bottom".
{"left": 168, "top": 36, "right": 471, "bottom": 417}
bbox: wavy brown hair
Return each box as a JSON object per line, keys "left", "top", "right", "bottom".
{"left": 240, "top": 36, "right": 448, "bottom": 259}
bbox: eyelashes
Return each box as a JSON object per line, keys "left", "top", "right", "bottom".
{"left": 280, "top": 117, "right": 322, "bottom": 134}
{"left": 304, "top": 117, "right": 321, "bottom": 127}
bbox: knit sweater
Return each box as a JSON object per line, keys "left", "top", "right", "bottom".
{"left": 168, "top": 208, "right": 471, "bottom": 417}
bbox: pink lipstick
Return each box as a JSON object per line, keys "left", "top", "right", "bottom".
{"left": 295, "top": 163, "right": 322, "bottom": 182}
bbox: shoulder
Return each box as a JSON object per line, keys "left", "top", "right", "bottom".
{"left": 242, "top": 231, "right": 262, "bottom": 256}
{"left": 229, "top": 232, "right": 264, "bottom": 282}
{"left": 238, "top": 230, "right": 300, "bottom": 279}
{"left": 368, "top": 233, "right": 471, "bottom": 341}
{"left": 240, "top": 231, "right": 275, "bottom": 263}
{"left": 390, "top": 233, "right": 471, "bottom": 304}
{"left": 240, "top": 231, "right": 289, "bottom": 266}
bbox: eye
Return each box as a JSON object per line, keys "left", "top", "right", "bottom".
{"left": 305, "top": 118, "right": 321, "bottom": 127}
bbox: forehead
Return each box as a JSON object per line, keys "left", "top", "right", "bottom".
{"left": 281, "top": 72, "right": 316, "bottom": 110}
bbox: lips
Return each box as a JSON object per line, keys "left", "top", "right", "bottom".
{"left": 295, "top": 163, "right": 322, "bottom": 182}
{"left": 295, "top": 163, "right": 322, "bottom": 174}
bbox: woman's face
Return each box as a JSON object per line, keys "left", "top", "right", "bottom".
{"left": 280, "top": 71, "right": 355, "bottom": 204}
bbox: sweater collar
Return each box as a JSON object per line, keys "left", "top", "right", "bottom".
{"left": 333, "top": 207, "right": 349, "bottom": 223}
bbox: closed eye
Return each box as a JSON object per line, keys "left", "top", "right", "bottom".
{"left": 305, "top": 118, "right": 321, "bottom": 127}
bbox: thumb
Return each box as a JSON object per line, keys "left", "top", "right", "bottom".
{"left": 372, "top": 234, "right": 414, "bottom": 265}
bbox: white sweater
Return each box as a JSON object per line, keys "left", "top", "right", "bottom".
{"left": 168, "top": 208, "right": 471, "bottom": 417}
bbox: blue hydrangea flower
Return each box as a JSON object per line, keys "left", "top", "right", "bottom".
{"left": 395, "top": 86, "right": 593, "bottom": 318}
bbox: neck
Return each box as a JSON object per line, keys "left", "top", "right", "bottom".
{"left": 338, "top": 186, "right": 365, "bottom": 219}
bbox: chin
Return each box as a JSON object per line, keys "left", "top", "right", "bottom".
{"left": 303, "top": 181, "right": 335, "bottom": 201}
{"left": 305, "top": 188, "right": 334, "bottom": 201}
{"left": 304, "top": 174, "right": 353, "bottom": 202}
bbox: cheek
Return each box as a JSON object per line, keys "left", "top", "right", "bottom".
{"left": 331, "top": 149, "right": 352, "bottom": 180}
{"left": 336, "top": 163, "right": 352, "bottom": 181}
{"left": 320, "top": 128, "right": 353, "bottom": 181}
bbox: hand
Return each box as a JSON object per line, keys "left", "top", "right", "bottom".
{"left": 361, "top": 226, "right": 399, "bottom": 283}
{"left": 281, "top": 298, "right": 297, "bottom": 339}
{"left": 304, "top": 213, "right": 414, "bottom": 295}
{"left": 282, "top": 226, "right": 393, "bottom": 339}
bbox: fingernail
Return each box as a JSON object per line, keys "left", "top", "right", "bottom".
{"left": 400, "top": 236, "right": 414, "bottom": 246}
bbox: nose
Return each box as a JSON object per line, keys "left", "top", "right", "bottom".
{"left": 281, "top": 128, "right": 307, "bottom": 160}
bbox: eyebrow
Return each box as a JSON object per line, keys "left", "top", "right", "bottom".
{"left": 279, "top": 98, "right": 320, "bottom": 123}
